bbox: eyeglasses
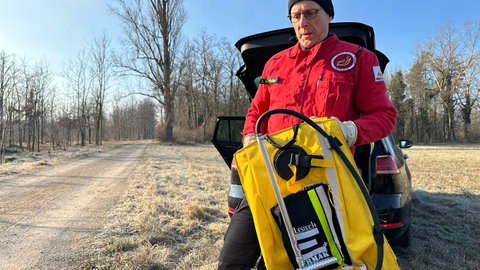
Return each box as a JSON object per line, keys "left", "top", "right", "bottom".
{"left": 288, "top": 9, "right": 320, "bottom": 23}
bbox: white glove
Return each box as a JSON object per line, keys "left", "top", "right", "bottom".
{"left": 336, "top": 119, "right": 358, "bottom": 147}
{"left": 242, "top": 133, "right": 256, "bottom": 147}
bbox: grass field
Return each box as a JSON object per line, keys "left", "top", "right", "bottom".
{"left": 81, "top": 143, "right": 479, "bottom": 269}
{"left": 395, "top": 145, "right": 480, "bottom": 269}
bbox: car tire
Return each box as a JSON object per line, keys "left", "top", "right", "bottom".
{"left": 390, "top": 226, "right": 411, "bottom": 248}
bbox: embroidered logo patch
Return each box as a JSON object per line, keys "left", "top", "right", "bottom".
{"left": 331, "top": 52, "right": 356, "bottom": 72}
{"left": 373, "top": 66, "right": 384, "bottom": 82}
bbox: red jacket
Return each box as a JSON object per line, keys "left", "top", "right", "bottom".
{"left": 242, "top": 34, "right": 397, "bottom": 145}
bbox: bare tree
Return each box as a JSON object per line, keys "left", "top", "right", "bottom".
{"left": 418, "top": 21, "right": 480, "bottom": 141}
{"left": 7, "top": 59, "right": 25, "bottom": 150}
{"left": 219, "top": 41, "right": 250, "bottom": 116}
{"left": 16, "top": 59, "right": 51, "bottom": 152}
{"left": 63, "top": 50, "right": 92, "bottom": 147}
{"left": 0, "top": 51, "right": 17, "bottom": 161}
{"left": 405, "top": 55, "right": 439, "bottom": 142}
{"left": 457, "top": 21, "right": 480, "bottom": 141}
{"left": 108, "top": 97, "right": 156, "bottom": 140}
{"left": 193, "top": 31, "right": 223, "bottom": 141}
{"left": 110, "top": 0, "right": 186, "bottom": 142}
{"left": 176, "top": 40, "right": 199, "bottom": 130}
{"left": 90, "top": 32, "right": 114, "bottom": 146}
{"left": 137, "top": 99, "right": 157, "bottom": 139}
{"left": 398, "top": 20, "right": 480, "bottom": 143}
{"left": 173, "top": 32, "right": 249, "bottom": 142}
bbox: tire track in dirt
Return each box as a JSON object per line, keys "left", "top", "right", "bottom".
{"left": 0, "top": 143, "right": 148, "bottom": 270}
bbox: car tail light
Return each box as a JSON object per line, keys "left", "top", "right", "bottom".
{"left": 376, "top": 155, "right": 400, "bottom": 175}
{"left": 380, "top": 222, "right": 402, "bottom": 229}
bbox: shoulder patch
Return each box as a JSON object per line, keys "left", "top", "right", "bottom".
{"left": 372, "top": 66, "right": 384, "bottom": 82}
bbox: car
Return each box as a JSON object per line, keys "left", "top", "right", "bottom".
{"left": 211, "top": 22, "right": 413, "bottom": 248}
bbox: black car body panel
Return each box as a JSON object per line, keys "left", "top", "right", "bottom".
{"left": 211, "top": 22, "right": 413, "bottom": 247}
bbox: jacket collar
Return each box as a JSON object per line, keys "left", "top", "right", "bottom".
{"left": 287, "top": 33, "right": 339, "bottom": 59}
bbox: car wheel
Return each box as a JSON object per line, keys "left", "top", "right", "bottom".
{"left": 390, "top": 226, "right": 411, "bottom": 248}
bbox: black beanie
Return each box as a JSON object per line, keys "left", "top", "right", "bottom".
{"left": 288, "top": 0, "right": 334, "bottom": 18}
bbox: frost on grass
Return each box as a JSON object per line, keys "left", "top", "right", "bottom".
{"left": 78, "top": 143, "right": 480, "bottom": 270}
{"left": 83, "top": 144, "right": 230, "bottom": 270}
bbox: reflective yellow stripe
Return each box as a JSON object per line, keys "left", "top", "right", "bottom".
{"left": 307, "top": 188, "right": 343, "bottom": 265}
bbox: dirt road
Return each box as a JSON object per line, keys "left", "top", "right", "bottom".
{"left": 0, "top": 143, "right": 148, "bottom": 270}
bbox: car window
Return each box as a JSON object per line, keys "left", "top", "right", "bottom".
{"left": 216, "top": 119, "right": 244, "bottom": 143}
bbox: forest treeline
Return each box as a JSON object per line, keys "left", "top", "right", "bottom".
{"left": 1, "top": 0, "right": 479, "bottom": 160}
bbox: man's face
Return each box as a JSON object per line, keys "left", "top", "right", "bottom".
{"left": 290, "top": 1, "right": 332, "bottom": 48}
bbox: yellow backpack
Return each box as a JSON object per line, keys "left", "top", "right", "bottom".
{"left": 234, "top": 109, "right": 400, "bottom": 270}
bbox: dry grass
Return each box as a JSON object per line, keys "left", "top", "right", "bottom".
{"left": 394, "top": 144, "right": 480, "bottom": 269}
{"left": 402, "top": 145, "right": 480, "bottom": 194}
{"left": 74, "top": 143, "right": 479, "bottom": 269}
{"left": 0, "top": 142, "right": 127, "bottom": 176}
{"left": 82, "top": 144, "right": 230, "bottom": 270}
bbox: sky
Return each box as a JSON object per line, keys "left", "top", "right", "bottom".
{"left": 1, "top": 0, "right": 479, "bottom": 82}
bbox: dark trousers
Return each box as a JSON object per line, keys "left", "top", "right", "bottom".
{"left": 218, "top": 198, "right": 261, "bottom": 270}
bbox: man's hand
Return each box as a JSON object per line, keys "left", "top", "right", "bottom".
{"left": 242, "top": 133, "right": 256, "bottom": 147}
{"left": 310, "top": 116, "right": 358, "bottom": 147}
{"left": 335, "top": 119, "right": 358, "bottom": 147}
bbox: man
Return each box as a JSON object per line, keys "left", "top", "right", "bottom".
{"left": 218, "top": 1, "right": 396, "bottom": 269}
